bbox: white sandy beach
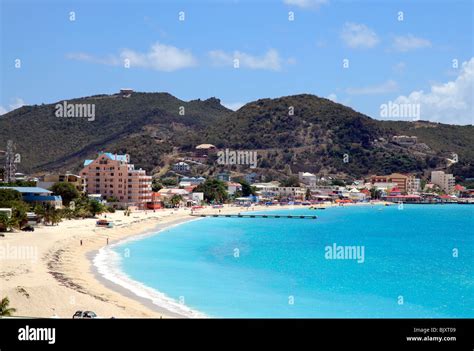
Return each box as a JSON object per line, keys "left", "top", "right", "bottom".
{"left": 0, "top": 202, "right": 385, "bottom": 318}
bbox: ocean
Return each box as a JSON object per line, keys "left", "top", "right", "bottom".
{"left": 95, "top": 204, "right": 474, "bottom": 318}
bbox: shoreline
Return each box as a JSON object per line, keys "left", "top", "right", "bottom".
{"left": 89, "top": 216, "right": 206, "bottom": 318}
{"left": 0, "top": 201, "right": 388, "bottom": 318}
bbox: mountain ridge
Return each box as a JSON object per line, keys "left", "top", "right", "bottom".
{"left": 0, "top": 92, "right": 472, "bottom": 180}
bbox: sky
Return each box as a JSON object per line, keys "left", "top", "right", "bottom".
{"left": 1, "top": 0, "right": 473, "bottom": 125}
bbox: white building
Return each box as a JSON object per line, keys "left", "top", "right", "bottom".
{"left": 431, "top": 171, "right": 455, "bottom": 193}
{"left": 173, "top": 162, "right": 190, "bottom": 173}
{"left": 191, "top": 192, "right": 204, "bottom": 205}
{"left": 298, "top": 172, "right": 317, "bottom": 187}
{"left": 227, "top": 182, "right": 242, "bottom": 195}
{"left": 392, "top": 135, "right": 418, "bottom": 146}
{"left": 253, "top": 182, "right": 306, "bottom": 200}
{"left": 407, "top": 178, "right": 421, "bottom": 194}
{"left": 347, "top": 188, "right": 366, "bottom": 202}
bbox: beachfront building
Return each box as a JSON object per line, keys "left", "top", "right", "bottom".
{"left": 407, "top": 177, "right": 421, "bottom": 194}
{"left": 37, "top": 173, "right": 86, "bottom": 193}
{"left": 80, "top": 152, "right": 152, "bottom": 208}
{"left": 347, "top": 188, "right": 367, "bottom": 202}
{"left": 157, "top": 188, "right": 189, "bottom": 198}
{"left": 172, "top": 162, "right": 190, "bottom": 173}
{"left": 370, "top": 173, "right": 418, "bottom": 194}
{"left": 298, "top": 172, "right": 317, "bottom": 187}
{"left": 146, "top": 192, "right": 163, "bottom": 210}
{"left": 157, "top": 188, "right": 203, "bottom": 206}
{"left": 0, "top": 187, "right": 63, "bottom": 208}
{"left": 227, "top": 182, "right": 243, "bottom": 195}
{"left": 253, "top": 182, "right": 306, "bottom": 200}
{"left": 191, "top": 192, "right": 204, "bottom": 205}
{"left": 431, "top": 171, "right": 455, "bottom": 194}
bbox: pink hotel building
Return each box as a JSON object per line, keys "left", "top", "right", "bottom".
{"left": 80, "top": 152, "right": 152, "bottom": 208}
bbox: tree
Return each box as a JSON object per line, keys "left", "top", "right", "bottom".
{"left": 280, "top": 176, "right": 300, "bottom": 187}
{"left": 60, "top": 207, "right": 74, "bottom": 220}
{"left": 152, "top": 179, "right": 163, "bottom": 192}
{"left": 89, "top": 200, "right": 105, "bottom": 217}
{"left": 239, "top": 181, "right": 256, "bottom": 197}
{"left": 74, "top": 207, "right": 89, "bottom": 219}
{"left": 0, "top": 296, "right": 16, "bottom": 316}
{"left": 420, "top": 179, "right": 427, "bottom": 191}
{"left": 50, "top": 182, "right": 79, "bottom": 206}
{"left": 194, "top": 179, "right": 228, "bottom": 204}
{"left": 0, "top": 212, "right": 9, "bottom": 232}
{"left": 9, "top": 201, "right": 28, "bottom": 229}
{"left": 50, "top": 210, "right": 62, "bottom": 226}
{"left": 331, "top": 179, "right": 346, "bottom": 186}
{"left": 33, "top": 204, "right": 45, "bottom": 219}
{"left": 170, "top": 195, "right": 183, "bottom": 207}
{"left": 369, "top": 187, "right": 382, "bottom": 200}
{"left": 0, "top": 189, "right": 22, "bottom": 206}
{"left": 161, "top": 177, "right": 178, "bottom": 186}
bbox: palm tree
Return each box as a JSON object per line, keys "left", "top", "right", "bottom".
{"left": 50, "top": 210, "right": 62, "bottom": 226}
{"left": 170, "top": 195, "right": 183, "bottom": 207}
{"left": 0, "top": 212, "right": 8, "bottom": 232}
{"left": 0, "top": 296, "right": 17, "bottom": 317}
{"left": 6, "top": 217, "right": 19, "bottom": 231}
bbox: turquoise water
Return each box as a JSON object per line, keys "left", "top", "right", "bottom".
{"left": 112, "top": 205, "right": 474, "bottom": 318}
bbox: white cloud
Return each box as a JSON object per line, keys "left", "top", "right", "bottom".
{"left": 0, "top": 98, "right": 26, "bottom": 116}
{"left": 392, "top": 58, "right": 474, "bottom": 125}
{"left": 120, "top": 43, "right": 197, "bottom": 71}
{"left": 341, "top": 22, "right": 379, "bottom": 49}
{"left": 66, "top": 52, "right": 120, "bottom": 66}
{"left": 326, "top": 93, "right": 337, "bottom": 102}
{"left": 392, "top": 34, "right": 431, "bottom": 52}
{"left": 209, "top": 49, "right": 282, "bottom": 71}
{"left": 347, "top": 80, "right": 398, "bottom": 95}
{"left": 283, "top": 0, "right": 328, "bottom": 9}
{"left": 66, "top": 42, "right": 197, "bottom": 72}
{"left": 222, "top": 102, "right": 246, "bottom": 111}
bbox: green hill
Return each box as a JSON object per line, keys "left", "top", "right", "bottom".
{"left": 0, "top": 92, "right": 472, "bottom": 180}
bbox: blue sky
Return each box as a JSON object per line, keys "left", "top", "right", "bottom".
{"left": 1, "top": 0, "right": 473, "bottom": 124}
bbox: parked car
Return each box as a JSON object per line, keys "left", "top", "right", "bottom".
{"left": 21, "top": 225, "right": 34, "bottom": 232}
{"left": 73, "top": 310, "right": 98, "bottom": 319}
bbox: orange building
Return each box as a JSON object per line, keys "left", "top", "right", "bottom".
{"left": 147, "top": 192, "right": 163, "bottom": 210}
{"left": 370, "top": 173, "right": 418, "bottom": 194}
{"left": 81, "top": 152, "right": 152, "bottom": 208}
